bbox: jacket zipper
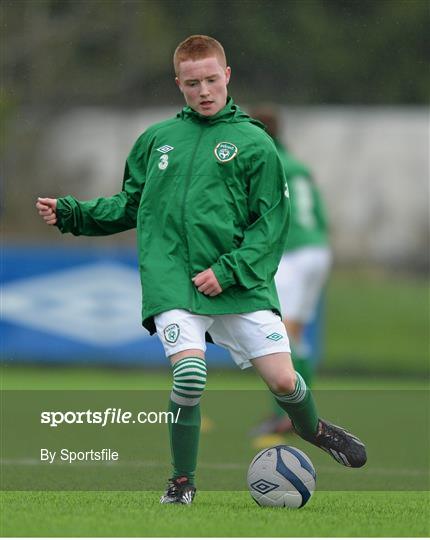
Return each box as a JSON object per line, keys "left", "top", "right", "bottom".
{"left": 181, "top": 122, "right": 205, "bottom": 307}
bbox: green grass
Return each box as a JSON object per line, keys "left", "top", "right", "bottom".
{"left": 1, "top": 365, "right": 428, "bottom": 391}
{"left": 1, "top": 369, "right": 429, "bottom": 536}
{"left": 325, "top": 270, "right": 429, "bottom": 375}
{"left": 1, "top": 491, "right": 429, "bottom": 537}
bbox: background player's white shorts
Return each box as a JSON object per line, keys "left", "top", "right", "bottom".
{"left": 154, "top": 309, "right": 291, "bottom": 370}
{"left": 275, "top": 246, "right": 332, "bottom": 323}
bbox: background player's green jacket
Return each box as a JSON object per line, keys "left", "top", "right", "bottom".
{"left": 56, "top": 98, "right": 290, "bottom": 332}
{"left": 273, "top": 138, "right": 328, "bottom": 251}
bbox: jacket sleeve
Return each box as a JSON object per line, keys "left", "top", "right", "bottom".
{"left": 56, "top": 134, "right": 147, "bottom": 236}
{"left": 211, "top": 144, "right": 290, "bottom": 290}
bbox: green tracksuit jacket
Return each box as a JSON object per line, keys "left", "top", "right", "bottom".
{"left": 56, "top": 98, "right": 290, "bottom": 333}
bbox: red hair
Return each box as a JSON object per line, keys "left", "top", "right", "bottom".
{"left": 174, "top": 35, "right": 227, "bottom": 75}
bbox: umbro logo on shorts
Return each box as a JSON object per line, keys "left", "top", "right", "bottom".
{"left": 266, "top": 332, "right": 283, "bottom": 341}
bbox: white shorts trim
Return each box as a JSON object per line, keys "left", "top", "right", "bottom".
{"left": 275, "top": 246, "right": 332, "bottom": 323}
{"left": 154, "top": 309, "right": 291, "bottom": 369}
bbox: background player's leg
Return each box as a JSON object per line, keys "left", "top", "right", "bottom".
{"left": 285, "top": 319, "right": 314, "bottom": 386}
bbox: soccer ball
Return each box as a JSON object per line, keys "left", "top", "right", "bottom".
{"left": 247, "top": 445, "right": 316, "bottom": 508}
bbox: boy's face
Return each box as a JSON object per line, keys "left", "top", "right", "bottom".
{"left": 176, "top": 56, "right": 231, "bottom": 116}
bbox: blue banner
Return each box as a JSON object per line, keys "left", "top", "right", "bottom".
{"left": 0, "top": 246, "right": 232, "bottom": 366}
{"left": 1, "top": 246, "right": 321, "bottom": 367}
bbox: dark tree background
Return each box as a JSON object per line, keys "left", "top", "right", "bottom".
{"left": 1, "top": 0, "right": 429, "bottom": 114}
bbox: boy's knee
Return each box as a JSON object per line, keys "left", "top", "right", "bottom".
{"left": 270, "top": 371, "right": 297, "bottom": 396}
{"left": 171, "top": 356, "right": 207, "bottom": 406}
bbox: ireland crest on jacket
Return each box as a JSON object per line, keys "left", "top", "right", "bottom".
{"left": 214, "top": 142, "right": 238, "bottom": 162}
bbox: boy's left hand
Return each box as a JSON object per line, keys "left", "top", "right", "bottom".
{"left": 192, "top": 268, "right": 222, "bottom": 297}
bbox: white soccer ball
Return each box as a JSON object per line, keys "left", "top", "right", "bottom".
{"left": 247, "top": 445, "right": 316, "bottom": 508}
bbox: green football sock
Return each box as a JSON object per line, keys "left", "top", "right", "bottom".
{"left": 168, "top": 356, "right": 207, "bottom": 485}
{"left": 272, "top": 372, "right": 319, "bottom": 439}
{"left": 168, "top": 399, "right": 200, "bottom": 484}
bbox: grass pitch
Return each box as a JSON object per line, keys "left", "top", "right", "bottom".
{"left": 1, "top": 491, "right": 429, "bottom": 537}
{"left": 1, "top": 367, "right": 429, "bottom": 537}
{"left": 325, "top": 270, "right": 429, "bottom": 375}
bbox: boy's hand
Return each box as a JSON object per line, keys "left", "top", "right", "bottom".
{"left": 36, "top": 197, "right": 58, "bottom": 225}
{"left": 192, "top": 268, "right": 222, "bottom": 297}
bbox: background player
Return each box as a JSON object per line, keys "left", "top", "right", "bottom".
{"left": 250, "top": 105, "right": 332, "bottom": 442}
{"left": 36, "top": 35, "right": 366, "bottom": 505}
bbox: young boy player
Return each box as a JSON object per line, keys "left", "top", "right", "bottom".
{"left": 36, "top": 35, "right": 366, "bottom": 505}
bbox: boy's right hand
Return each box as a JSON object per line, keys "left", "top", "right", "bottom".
{"left": 36, "top": 197, "right": 58, "bottom": 225}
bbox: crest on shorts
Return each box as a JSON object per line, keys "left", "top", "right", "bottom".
{"left": 164, "top": 323, "right": 180, "bottom": 344}
{"left": 214, "top": 142, "right": 238, "bottom": 162}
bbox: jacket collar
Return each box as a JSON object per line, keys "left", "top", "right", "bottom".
{"left": 178, "top": 96, "right": 250, "bottom": 124}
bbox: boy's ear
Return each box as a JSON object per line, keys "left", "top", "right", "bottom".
{"left": 225, "top": 66, "right": 231, "bottom": 85}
